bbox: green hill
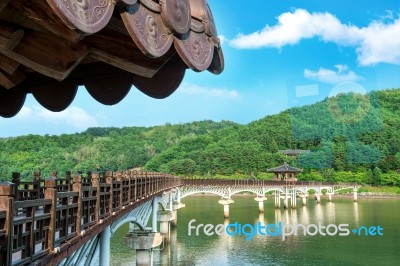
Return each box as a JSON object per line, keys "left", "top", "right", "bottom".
{"left": 1, "top": 89, "right": 400, "bottom": 185}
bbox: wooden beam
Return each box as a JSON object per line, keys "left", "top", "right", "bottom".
{"left": 0, "top": 24, "right": 24, "bottom": 51}
{"left": 6, "top": 0, "right": 84, "bottom": 42}
{"left": 1, "top": 29, "right": 88, "bottom": 80}
{"left": 0, "top": 54, "right": 19, "bottom": 74}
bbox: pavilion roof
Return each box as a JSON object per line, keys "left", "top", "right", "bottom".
{"left": 267, "top": 163, "right": 303, "bottom": 173}
{"left": 0, "top": 0, "right": 223, "bottom": 117}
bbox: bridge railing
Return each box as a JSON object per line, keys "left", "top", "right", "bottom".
{"left": 182, "top": 178, "right": 341, "bottom": 187}
{"left": 0, "top": 170, "right": 181, "bottom": 266}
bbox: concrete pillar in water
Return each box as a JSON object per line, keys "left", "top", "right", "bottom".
{"left": 218, "top": 199, "right": 234, "bottom": 218}
{"left": 170, "top": 210, "right": 177, "bottom": 227}
{"left": 316, "top": 193, "right": 321, "bottom": 204}
{"left": 301, "top": 195, "right": 307, "bottom": 206}
{"left": 283, "top": 196, "right": 289, "bottom": 209}
{"left": 254, "top": 197, "right": 267, "bottom": 213}
{"left": 328, "top": 193, "right": 333, "bottom": 202}
{"left": 171, "top": 202, "right": 185, "bottom": 227}
{"left": 99, "top": 225, "right": 111, "bottom": 266}
{"left": 152, "top": 198, "right": 158, "bottom": 233}
{"left": 123, "top": 232, "right": 163, "bottom": 266}
{"left": 353, "top": 188, "right": 358, "bottom": 202}
{"left": 291, "top": 191, "right": 297, "bottom": 208}
{"left": 274, "top": 191, "right": 281, "bottom": 208}
{"left": 157, "top": 211, "right": 174, "bottom": 243}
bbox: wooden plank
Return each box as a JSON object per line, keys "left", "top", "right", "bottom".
{"left": 0, "top": 54, "right": 19, "bottom": 74}
{"left": 14, "top": 199, "right": 51, "bottom": 209}
{"left": 0, "top": 68, "right": 25, "bottom": 89}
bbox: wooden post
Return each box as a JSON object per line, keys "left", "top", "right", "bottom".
{"left": 116, "top": 172, "right": 123, "bottom": 209}
{"left": 0, "top": 181, "right": 16, "bottom": 266}
{"left": 106, "top": 171, "right": 113, "bottom": 215}
{"left": 12, "top": 172, "right": 20, "bottom": 200}
{"left": 66, "top": 171, "right": 72, "bottom": 191}
{"left": 73, "top": 175, "right": 82, "bottom": 234}
{"left": 44, "top": 177, "right": 58, "bottom": 251}
{"left": 91, "top": 173, "right": 100, "bottom": 223}
{"left": 133, "top": 171, "right": 137, "bottom": 201}
{"left": 33, "top": 171, "right": 42, "bottom": 199}
{"left": 126, "top": 171, "right": 131, "bottom": 204}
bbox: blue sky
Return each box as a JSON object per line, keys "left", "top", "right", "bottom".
{"left": 2, "top": 0, "right": 400, "bottom": 137}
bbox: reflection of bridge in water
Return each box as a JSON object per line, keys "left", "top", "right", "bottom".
{"left": 0, "top": 174, "right": 359, "bottom": 266}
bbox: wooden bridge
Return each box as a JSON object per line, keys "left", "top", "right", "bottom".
{"left": 0, "top": 171, "right": 181, "bottom": 266}
{"left": 0, "top": 173, "right": 359, "bottom": 266}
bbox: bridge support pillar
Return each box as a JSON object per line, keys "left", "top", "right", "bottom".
{"left": 158, "top": 211, "right": 174, "bottom": 243}
{"left": 123, "top": 232, "right": 163, "bottom": 266}
{"left": 274, "top": 191, "right": 281, "bottom": 208}
{"left": 327, "top": 193, "right": 333, "bottom": 202}
{"left": 316, "top": 193, "right": 321, "bottom": 204}
{"left": 353, "top": 188, "right": 358, "bottom": 202}
{"left": 171, "top": 202, "right": 185, "bottom": 227}
{"left": 99, "top": 225, "right": 111, "bottom": 266}
{"left": 152, "top": 198, "right": 158, "bottom": 233}
{"left": 301, "top": 195, "right": 307, "bottom": 206}
{"left": 291, "top": 191, "right": 297, "bottom": 209}
{"left": 218, "top": 199, "right": 234, "bottom": 218}
{"left": 282, "top": 194, "right": 290, "bottom": 209}
{"left": 254, "top": 197, "right": 267, "bottom": 213}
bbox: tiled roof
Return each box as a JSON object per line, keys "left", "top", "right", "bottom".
{"left": 267, "top": 163, "right": 303, "bottom": 173}
{"left": 0, "top": 0, "right": 223, "bottom": 117}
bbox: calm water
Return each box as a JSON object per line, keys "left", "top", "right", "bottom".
{"left": 110, "top": 196, "right": 400, "bottom": 265}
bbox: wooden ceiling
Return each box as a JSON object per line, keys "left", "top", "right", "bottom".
{"left": 0, "top": 0, "right": 224, "bottom": 117}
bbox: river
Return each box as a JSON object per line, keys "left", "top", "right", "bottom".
{"left": 110, "top": 196, "right": 400, "bottom": 265}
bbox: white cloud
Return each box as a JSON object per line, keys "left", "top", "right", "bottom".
{"left": 304, "top": 64, "right": 363, "bottom": 84}
{"left": 15, "top": 106, "right": 99, "bottom": 130}
{"left": 16, "top": 106, "right": 33, "bottom": 119}
{"left": 178, "top": 83, "right": 239, "bottom": 99}
{"left": 230, "top": 8, "right": 400, "bottom": 65}
{"left": 218, "top": 35, "right": 227, "bottom": 45}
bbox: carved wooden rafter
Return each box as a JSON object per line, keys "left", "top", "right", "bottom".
{"left": 0, "top": 0, "right": 224, "bottom": 117}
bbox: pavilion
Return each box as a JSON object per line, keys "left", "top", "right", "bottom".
{"left": 267, "top": 162, "right": 303, "bottom": 181}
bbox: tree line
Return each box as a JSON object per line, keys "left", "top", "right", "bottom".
{"left": 1, "top": 89, "right": 400, "bottom": 186}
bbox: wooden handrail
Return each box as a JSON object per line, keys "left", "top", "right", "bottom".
{"left": 0, "top": 170, "right": 182, "bottom": 266}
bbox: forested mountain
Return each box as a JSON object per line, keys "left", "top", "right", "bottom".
{"left": 1, "top": 89, "right": 400, "bottom": 185}
{"left": 0, "top": 121, "right": 236, "bottom": 179}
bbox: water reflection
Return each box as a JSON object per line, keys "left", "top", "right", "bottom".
{"left": 110, "top": 196, "right": 399, "bottom": 266}
{"left": 353, "top": 202, "right": 360, "bottom": 226}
